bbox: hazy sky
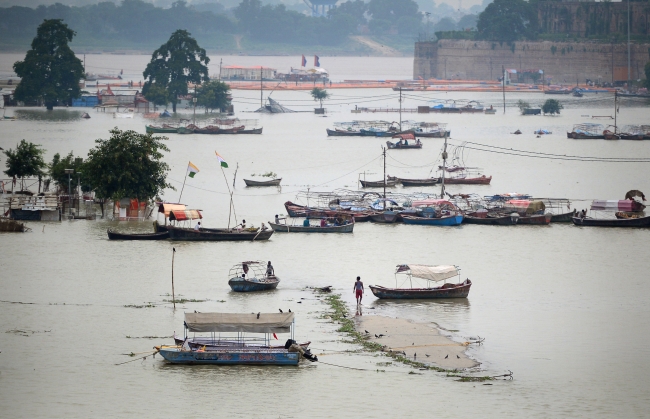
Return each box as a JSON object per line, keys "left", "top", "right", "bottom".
{"left": 0, "top": 0, "right": 487, "bottom": 12}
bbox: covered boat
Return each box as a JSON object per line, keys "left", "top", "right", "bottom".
{"left": 386, "top": 133, "right": 422, "bottom": 149}
{"left": 402, "top": 200, "right": 464, "bottom": 226}
{"left": 157, "top": 312, "right": 317, "bottom": 365}
{"left": 572, "top": 198, "right": 649, "bottom": 227}
{"left": 228, "top": 261, "right": 279, "bottom": 292}
{"left": 369, "top": 264, "right": 471, "bottom": 299}
{"left": 567, "top": 123, "right": 605, "bottom": 139}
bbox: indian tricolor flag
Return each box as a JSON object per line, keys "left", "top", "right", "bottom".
{"left": 187, "top": 162, "right": 200, "bottom": 178}
{"left": 215, "top": 151, "right": 228, "bottom": 168}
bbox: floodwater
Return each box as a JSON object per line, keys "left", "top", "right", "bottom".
{"left": 1, "top": 54, "right": 650, "bottom": 418}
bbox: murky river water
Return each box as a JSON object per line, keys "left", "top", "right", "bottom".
{"left": 1, "top": 54, "right": 649, "bottom": 418}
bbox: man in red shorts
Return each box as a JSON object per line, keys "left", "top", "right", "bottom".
{"left": 353, "top": 276, "right": 364, "bottom": 305}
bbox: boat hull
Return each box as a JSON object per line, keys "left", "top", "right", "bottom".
{"left": 572, "top": 216, "right": 650, "bottom": 227}
{"left": 359, "top": 180, "right": 398, "bottom": 188}
{"left": 145, "top": 125, "right": 177, "bottom": 134}
{"left": 326, "top": 128, "right": 362, "bottom": 136}
{"left": 402, "top": 215, "right": 464, "bottom": 226}
{"left": 107, "top": 229, "right": 169, "bottom": 240}
{"left": 412, "top": 130, "right": 450, "bottom": 138}
{"left": 440, "top": 176, "right": 492, "bottom": 185}
{"left": 550, "top": 210, "right": 577, "bottom": 223}
{"left": 518, "top": 214, "right": 552, "bottom": 225}
{"left": 462, "top": 215, "right": 517, "bottom": 225}
{"left": 167, "top": 226, "right": 274, "bottom": 241}
{"left": 369, "top": 280, "right": 471, "bottom": 299}
{"left": 268, "top": 222, "right": 354, "bottom": 233}
{"left": 399, "top": 178, "right": 438, "bottom": 186}
{"left": 158, "top": 348, "right": 300, "bottom": 365}
{"left": 386, "top": 141, "right": 422, "bottom": 149}
{"left": 244, "top": 178, "right": 282, "bottom": 187}
{"left": 228, "top": 276, "right": 280, "bottom": 292}
{"left": 369, "top": 212, "right": 400, "bottom": 223}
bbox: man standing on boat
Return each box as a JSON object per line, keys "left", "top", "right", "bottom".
{"left": 266, "top": 261, "right": 274, "bottom": 277}
{"left": 353, "top": 276, "right": 364, "bottom": 305}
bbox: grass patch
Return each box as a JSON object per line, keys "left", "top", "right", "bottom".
{"left": 162, "top": 298, "right": 207, "bottom": 304}
{"left": 123, "top": 303, "right": 155, "bottom": 308}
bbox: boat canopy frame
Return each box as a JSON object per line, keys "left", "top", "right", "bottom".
{"left": 393, "top": 264, "right": 461, "bottom": 289}
{"left": 183, "top": 312, "right": 296, "bottom": 346}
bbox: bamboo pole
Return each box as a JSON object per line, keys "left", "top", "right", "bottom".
{"left": 171, "top": 247, "right": 176, "bottom": 310}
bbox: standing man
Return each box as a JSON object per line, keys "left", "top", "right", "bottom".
{"left": 353, "top": 276, "right": 364, "bottom": 305}
{"left": 266, "top": 261, "right": 275, "bottom": 277}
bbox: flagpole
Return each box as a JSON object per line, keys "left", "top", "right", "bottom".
{"left": 220, "top": 166, "right": 237, "bottom": 230}
{"left": 178, "top": 160, "right": 189, "bottom": 202}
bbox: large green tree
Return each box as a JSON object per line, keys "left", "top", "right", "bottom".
{"left": 542, "top": 99, "right": 563, "bottom": 115}
{"left": 13, "top": 19, "right": 84, "bottom": 110}
{"left": 196, "top": 80, "right": 231, "bottom": 113}
{"left": 3, "top": 140, "right": 47, "bottom": 192}
{"left": 83, "top": 128, "right": 173, "bottom": 201}
{"left": 476, "top": 0, "right": 538, "bottom": 42}
{"left": 367, "top": 0, "right": 420, "bottom": 21}
{"left": 142, "top": 30, "right": 210, "bottom": 113}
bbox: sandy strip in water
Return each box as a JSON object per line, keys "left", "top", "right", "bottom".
{"left": 355, "top": 314, "right": 479, "bottom": 369}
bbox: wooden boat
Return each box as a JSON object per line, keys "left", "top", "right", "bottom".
{"left": 174, "top": 334, "right": 311, "bottom": 350}
{"left": 572, "top": 215, "right": 650, "bottom": 227}
{"left": 369, "top": 211, "right": 399, "bottom": 223}
{"left": 402, "top": 214, "right": 463, "bottom": 226}
{"left": 439, "top": 175, "right": 492, "bottom": 185}
{"left": 268, "top": 221, "right": 354, "bottom": 233}
{"left": 326, "top": 128, "right": 362, "bottom": 136}
{"left": 244, "top": 178, "right": 282, "bottom": 187}
{"left": 370, "top": 281, "right": 471, "bottom": 299}
{"left": 517, "top": 213, "right": 552, "bottom": 225}
{"left": 166, "top": 225, "right": 273, "bottom": 241}
{"left": 462, "top": 212, "right": 518, "bottom": 225}
{"left": 228, "top": 261, "right": 280, "bottom": 292}
{"left": 550, "top": 210, "right": 577, "bottom": 222}
{"left": 359, "top": 179, "right": 398, "bottom": 188}
{"left": 484, "top": 108, "right": 497, "bottom": 114}
{"left": 157, "top": 312, "right": 317, "bottom": 365}
{"left": 386, "top": 140, "right": 422, "bottom": 149}
{"left": 146, "top": 125, "right": 177, "bottom": 134}
{"left": 237, "top": 127, "right": 263, "bottom": 134}
{"left": 399, "top": 178, "right": 438, "bottom": 187}
{"left": 567, "top": 123, "right": 605, "bottom": 139}
{"left": 107, "top": 229, "right": 169, "bottom": 240}
{"left": 369, "top": 264, "right": 471, "bottom": 299}
{"left": 176, "top": 126, "right": 194, "bottom": 134}
{"left": 283, "top": 201, "right": 370, "bottom": 221}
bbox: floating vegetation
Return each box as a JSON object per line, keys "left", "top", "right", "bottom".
{"left": 162, "top": 298, "right": 207, "bottom": 304}
{"left": 123, "top": 303, "right": 156, "bottom": 309}
{"left": 125, "top": 335, "right": 172, "bottom": 339}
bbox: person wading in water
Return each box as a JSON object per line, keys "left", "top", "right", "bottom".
{"left": 353, "top": 276, "right": 364, "bottom": 305}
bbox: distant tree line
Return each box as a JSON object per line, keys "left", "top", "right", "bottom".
{"left": 0, "top": 0, "right": 434, "bottom": 49}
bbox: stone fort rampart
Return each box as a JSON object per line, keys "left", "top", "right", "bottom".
{"left": 414, "top": 40, "right": 650, "bottom": 83}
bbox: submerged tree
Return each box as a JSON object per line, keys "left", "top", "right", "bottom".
{"left": 142, "top": 30, "right": 210, "bottom": 113}
{"left": 196, "top": 80, "right": 231, "bottom": 113}
{"left": 310, "top": 87, "right": 330, "bottom": 109}
{"left": 49, "top": 151, "right": 90, "bottom": 193}
{"left": 83, "top": 128, "right": 173, "bottom": 201}
{"left": 3, "top": 140, "right": 47, "bottom": 192}
{"left": 542, "top": 99, "right": 563, "bottom": 115}
{"left": 13, "top": 19, "right": 85, "bottom": 110}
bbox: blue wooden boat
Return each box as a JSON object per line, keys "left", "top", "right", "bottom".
{"left": 402, "top": 214, "right": 463, "bottom": 226}
{"left": 228, "top": 261, "right": 279, "bottom": 292}
{"left": 369, "top": 264, "right": 471, "bottom": 299}
{"left": 156, "top": 312, "right": 317, "bottom": 366}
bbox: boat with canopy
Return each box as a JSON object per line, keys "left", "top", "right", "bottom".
{"left": 572, "top": 198, "right": 650, "bottom": 227}
{"left": 157, "top": 312, "right": 317, "bottom": 365}
{"left": 369, "top": 264, "right": 472, "bottom": 299}
{"left": 228, "top": 261, "right": 280, "bottom": 292}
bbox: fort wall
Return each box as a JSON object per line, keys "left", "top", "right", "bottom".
{"left": 414, "top": 40, "right": 650, "bottom": 83}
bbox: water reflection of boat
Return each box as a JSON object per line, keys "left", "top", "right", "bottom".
{"left": 369, "top": 264, "right": 471, "bottom": 299}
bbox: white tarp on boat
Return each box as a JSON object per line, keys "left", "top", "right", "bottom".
{"left": 184, "top": 312, "right": 294, "bottom": 333}
{"left": 399, "top": 265, "right": 459, "bottom": 282}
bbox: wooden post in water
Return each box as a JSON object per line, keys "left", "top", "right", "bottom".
{"left": 614, "top": 90, "right": 618, "bottom": 133}
{"left": 171, "top": 247, "right": 176, "bottom": 310}
{"left": 382, "top": 146, "right": 387, "bottom": 210}
{"left": 502, "top": 65, "right": 506, "bottom": 114}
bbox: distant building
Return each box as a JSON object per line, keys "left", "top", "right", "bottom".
{"left": 220, "top": 66, "right": 277, "bottom": 81}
